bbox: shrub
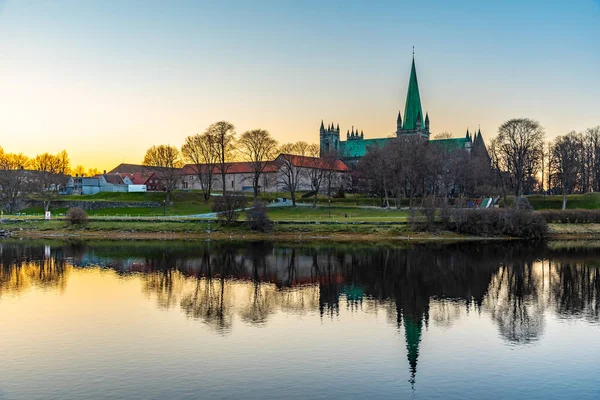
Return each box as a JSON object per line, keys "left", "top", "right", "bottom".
{"left": 66, "top": 207, "right": 88, "bottom": 225}
{"left": 333, "top": 186, "right": 346, "bottom": 199}
{"left": 515, "top": 196, "right": 533, "bottom": 210}
{"left": 408, "top": 198, "right": 439, "bottom": 232}
{"left": 212, "top": 194, "right": 248, "bottom": 224}
{"left": 449, "top": 208, "right": 547, "bottom": 239}
{"left": 246, "top": 201, "right": 273, "bottom": 232}
{"left": 538, "top": 209, "right": 600, "bottom": 224}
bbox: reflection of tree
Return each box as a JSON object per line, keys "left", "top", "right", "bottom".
{"left": 551, "top": 261, "right": 599, "bottom": 322}
{"left": 239, "top": 250, "right": 276, "bottom": 325}
{"left": 180, "top": 250, "right": 234, "bottom": 334}
{"left": 142, "top": 268, "right": 185, "bottom": 309}
{"left": 429, "top": 300, "right": 464, "bottom": 329}
{"left": 484, "top": 262, "right": 545, "bottom": 344}
{"left": 0, "top": 244, "right": 70, "bottom": 296}
{"left": 315, "top": 252, "right": 341, "bottom": 318}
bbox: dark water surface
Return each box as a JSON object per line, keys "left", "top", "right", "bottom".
{"left": 0, "top": 240, "right": 599, "bottom": 400}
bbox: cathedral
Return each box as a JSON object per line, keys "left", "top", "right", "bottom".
{"left": 319, "top": 56, "right": 486, "bottom": 164}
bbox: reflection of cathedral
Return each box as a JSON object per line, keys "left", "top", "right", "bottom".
{"left": 319, "top": 56, "right": 486, "bottom": 165}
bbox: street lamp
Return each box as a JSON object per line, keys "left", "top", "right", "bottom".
{"left": 163, "top": 200, "right": 166, "bottom": 216}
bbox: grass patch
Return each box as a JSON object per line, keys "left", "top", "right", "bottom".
{"left": 266, "top": 206, "right": 409, "bottom": 221}
{"left": 528, "top": 193, "right": 600, "bottom": 210}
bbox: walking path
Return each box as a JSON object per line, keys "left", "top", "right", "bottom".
{"left": 189, "top": 198, "right": 311, "bottom": 218}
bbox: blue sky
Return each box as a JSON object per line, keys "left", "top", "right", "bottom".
{"left": 0, "top": 0, "right": 599, "bottom": 168}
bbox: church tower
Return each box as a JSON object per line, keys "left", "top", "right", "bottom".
{"left": 319, "top": 121, "right": 340, "bottom": 157}
{"left": 396, "top": 56, "right": 430, "bottom": 139}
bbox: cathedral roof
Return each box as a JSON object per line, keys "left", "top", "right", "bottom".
{"left": 429, "top": 137, "right": 469, "bottom": 151}
{"left": 339, "top": 138, "right": 391, "bottom": 159}
{"left": 402, "top": 58, "right": 424, "bottom": 131}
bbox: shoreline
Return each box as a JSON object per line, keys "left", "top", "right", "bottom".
{"left": 9, "top": 229, "right": 499, "bottom": 242}
{"left": 2, "top": 220, "right": 600, "bottom": 242}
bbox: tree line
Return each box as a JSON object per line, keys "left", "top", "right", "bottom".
{"left": 490, "top": 119, "right": 600, "bottom": 209}
{"left": 0, "top": 148, "right": 73, "bottom": 212}
{"left": 143, "top": 120, "right": 339, "bottom": 206}
{"left": 356, "top": 118, "right": 600, "bottom": 210}
{"left": 2, "top": 118, "right": 598, "bottom": 213}
{"left": 355, "top": 131, "right": 490, "bottom": 208}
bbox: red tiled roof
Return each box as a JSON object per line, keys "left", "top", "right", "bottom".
{"left": 276, "top": 154, "right": 349, "bottom": 172}
{"left": 182, "top": 161, "right": 279, "bottom": 175}
{"left": 102, "top": 174, "right": 125, "bottom": 185}
{"left": 182, "top": 157, "right": 349, "bottom": 175}
{"left": 108, "top": 163, "right": 177, "bottom": 174}
{"left": 117, "top": 172, "right": 155, "bottom": 185}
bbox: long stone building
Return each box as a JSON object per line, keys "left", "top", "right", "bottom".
{"left": 319, "top": 56, "right": 486, "bottom": 165}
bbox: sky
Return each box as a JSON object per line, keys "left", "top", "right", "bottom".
{"left": 0, "top": 0, "right": 599, "bottom": 170}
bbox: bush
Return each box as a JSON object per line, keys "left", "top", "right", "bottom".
{"left": 246, "top": 201, "right": 273, "bottom": 232}
{"left": 66, "top": 207, "right": 88, "bottom": 225}
{"left": 515, "top": 197, "right": 533, "bottom": 210}
{"left": 407, "top": 206, "right": 548, "bottom": 239}
{"left": 538, "top": 209, "right": 600, "bottom": 224}
{"left": 212, "top": 194, "right": 248, "bottom": 224}
{"left": 449, "top": 208, "right": 547, "bottom": 239}
{"left": 333, "top": 186, "right": 346, "bottom": 199}
{"left": 408, "top": 198, "right": 442, "bottom": 232}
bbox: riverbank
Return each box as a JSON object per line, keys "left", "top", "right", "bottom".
{"left": 0, "top": 218, "right": 506, "bottom": 242}
{"left": 3, "top": 217, "right": 600, "bottom": 242}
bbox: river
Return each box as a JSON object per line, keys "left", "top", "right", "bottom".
{"left": 0, "top": 240, "right": 598, "bottom": 399}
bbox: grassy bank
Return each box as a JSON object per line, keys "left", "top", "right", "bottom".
{"left": 0, "top": 218, "right": 477, "bottom": 241}
{"left": 528, "top": 193, "right": 600, "bottom": 210}
{"left": 4, "top": 215, "right": 594, "bottom": 241}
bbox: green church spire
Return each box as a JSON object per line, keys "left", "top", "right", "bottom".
{"left": 402, "top": 57, "right": 424, "bottom": 131}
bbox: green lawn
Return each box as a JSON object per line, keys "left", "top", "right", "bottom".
{"left": 58, "top": 191, "right": 202, "bottom": 202}
{"left": 266, "top": 205, "right": 409, "bottom": 221}
{"left": 17, "top": 204, "right": 212, "bottom": 218}
{"left": 15, "top": 191, "right": 410, "bottom": 219}
{"left": 0, "top": 218, "right": 410, "bottom": 236}
{"left": 86, "top": 204, "right": 212, "bottom": 217}
{"left": 528, "top": 193, "right": 600, "bottom": 210}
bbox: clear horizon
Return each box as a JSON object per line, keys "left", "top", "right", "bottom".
{"left": 1, "top": 0, "right": 599, "bottom": 169}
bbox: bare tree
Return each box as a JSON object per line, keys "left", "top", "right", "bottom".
{"left": 429, "top": 140, "right": 464, "bottom": 205}
{"left": 550, "top": 132, "right": 582, "bottom": 209}
{"left": 493, "top": 118, "right": 545, "bottom": 204}
{"left": 304, "top": 143, "right": 324, "bottom": 207}
{"left": 321, "top": 150, "right": 342, "bottom": 205}
{"left": 30, "top": 151, "right": 71, "bottom": 212}
{"left": 489, "top": 138, "right": 509, "bottom": 206}
{"left": 142, "top": 145, "right": 183, "bottom": 203}
{"left": 398, "top": 136, "right": 428, "bottom": 209}
{"left": 0, "top": 149, "right": 31, "bottom": 214}
{"left": 277, "top": 141, "right": 311, "bottom": 207}
{"left": 584, "top": 126, "right": 600, "bottom": 192}
{"left": 87, "top": 167, "right": 101, "bottom": 177}
{"left": 72, "top": 165, "right": 86, "bottom": 177}
{"left": 238, "top": 129, "right": 278, "bottom": 201}
{"left": 182, "top": 132, "right": 219, "bottom": 203}
{"left": 433, "top": 132, "right": 453, "bottom": 140}
{"left": 206, "top": 121, "right": 236, "bottom": 194}
{"left": 358, "top": 144, "right": 391, "bottom": 208}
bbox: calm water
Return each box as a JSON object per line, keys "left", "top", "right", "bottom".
{"left": 0, "top": 240, "right": 599, "bottom": 400}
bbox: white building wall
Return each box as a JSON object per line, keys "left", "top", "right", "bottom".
{"left": 181, "top": 169, "right": 347, "bottom": 194}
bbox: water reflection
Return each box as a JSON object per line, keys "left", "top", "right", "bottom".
{"left": 0, "top": 243, "right": 70, "bottom": 296}
{"left": 1, "top": 240, "right": 599, "bottom": 389}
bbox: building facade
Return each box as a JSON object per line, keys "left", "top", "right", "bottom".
{"left": 181, "top": 154, "right": 349, "bottom": 193}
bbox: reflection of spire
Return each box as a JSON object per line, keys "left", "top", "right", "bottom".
{"left": 404, "top": 316, "right": 423, "bottom": 390}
